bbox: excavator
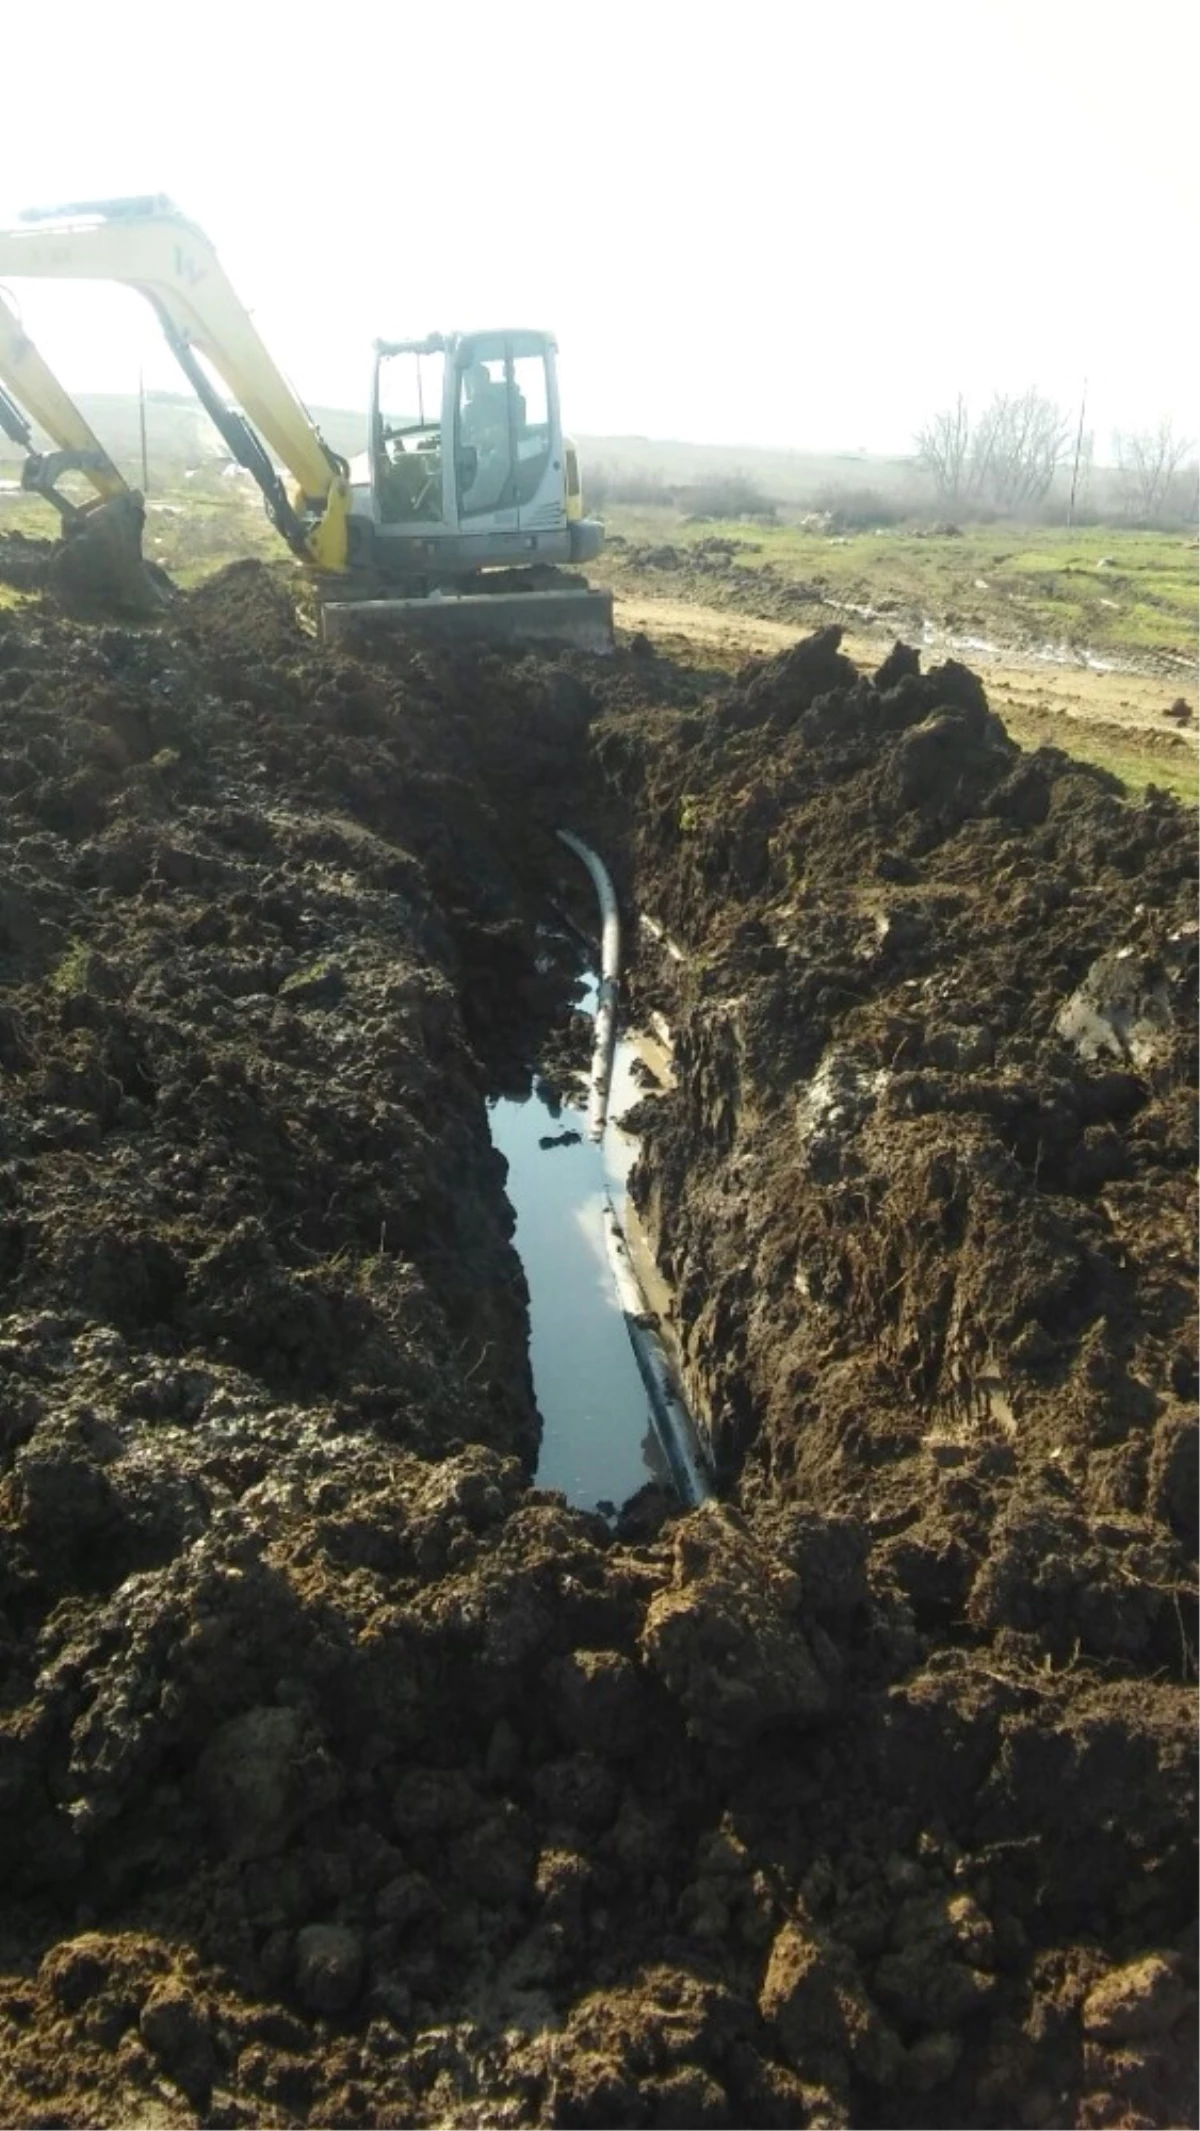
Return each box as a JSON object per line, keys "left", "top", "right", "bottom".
{"left": 0, "top": 196, "right": 611, "bottom": 649}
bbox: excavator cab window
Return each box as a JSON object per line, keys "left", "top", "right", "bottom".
{"left": 455, "top": 336, "right": 554, "bottom": 520}
{"left": 457, "top": 348, "right": 513, "bottom": 517}
{"left": 375, "top": 348, "right": 444, "bottom": 524}
{"left": 511, "top": 352, "right": 552, "bottom": 505}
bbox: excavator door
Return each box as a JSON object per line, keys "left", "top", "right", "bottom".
{"left": 370, "top": 343, "right": 446, "bottom": 527}
{"left": 453, "top": 332, "right": 565, "bottom": 540}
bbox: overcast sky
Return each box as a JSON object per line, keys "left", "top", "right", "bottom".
{"left": 1, "top": 0, "right": 1195, "bottom": 458}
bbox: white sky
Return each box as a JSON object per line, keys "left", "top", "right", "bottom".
{"left": 1, "top": 0, "right": 1195, "bottom": 457}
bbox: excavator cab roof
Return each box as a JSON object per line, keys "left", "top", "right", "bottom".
{"left": 19, "top": 195, "right": 179, "bottom": 225}
{"left": 375, "top": 330, "right": 557, "bottom": 363}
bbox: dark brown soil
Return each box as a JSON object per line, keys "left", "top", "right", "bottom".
{"left": 599, "top": 531, "right": 830, "bottom": 627}
{"left": 0, "top": 529, "right": 56, "bottom": 594}
{"left": 0, "top": 571, "right": 1194, "bottom": 2128}
{"left": 591, "top": 626, "right": 1198, "bottom": 2120}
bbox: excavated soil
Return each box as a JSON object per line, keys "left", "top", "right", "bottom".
{"left": 0, "top": 556, "right": 1195, "bottom": 2129}
{"left": 0, "top": 529, "right": 56, "bottom": 593}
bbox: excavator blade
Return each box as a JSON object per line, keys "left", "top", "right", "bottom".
{"left": 320, "top": 586, "right": 614, "bottom": 656}
{"left": 49, "top": 495, "right": 171, "bottom": 617}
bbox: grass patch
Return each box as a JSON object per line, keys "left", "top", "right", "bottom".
{"left": 601, "top": 507, "right": 1198, "bottom": 665}
{"left": 1043, "top": 736, "right": 1197, "bottom": 806}
{"left": 48, "top": 940, "right": 96, "bottom": 996}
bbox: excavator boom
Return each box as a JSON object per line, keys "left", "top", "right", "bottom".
{"left": 0, "top": 197, "right": 351, "bottom": 571}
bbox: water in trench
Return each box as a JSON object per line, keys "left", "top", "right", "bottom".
{"left": 488, "top": 1008, "right": 680, "bottom": 1513}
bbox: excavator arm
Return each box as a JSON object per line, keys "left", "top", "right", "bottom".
{"left": 0, "top": 281, "right": 161, "bottom": 610}
{"left": 0, "top": 285, "right": 130, "bottom": 514}
{"left": 0, "top": 196, "right": 351, "bottom": 571}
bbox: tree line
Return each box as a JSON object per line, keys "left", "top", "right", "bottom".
{"left": 915, "top": 391, "right": 1195, "bottom": 525}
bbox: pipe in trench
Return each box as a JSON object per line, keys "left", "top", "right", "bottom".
{"left": 557, "top": 829, "right": 620, "bottom": 1141}
{"left": 556, "top": 827, "right": 714, "bottom": 1508}
{"left": 602, "top": 1201, "right": 713, "bottom": 1507}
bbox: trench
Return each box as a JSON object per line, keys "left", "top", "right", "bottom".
{"left": 488, "top": 922, "right": 711, "bottom": 1517}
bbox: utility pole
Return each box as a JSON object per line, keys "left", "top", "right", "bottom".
{"left": 1067, "top": 378, "right": 1088, "bottom": 527}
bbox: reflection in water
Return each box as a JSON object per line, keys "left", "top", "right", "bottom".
{"left": 488, "top": 1048, "right": 671, "bottom": 1513}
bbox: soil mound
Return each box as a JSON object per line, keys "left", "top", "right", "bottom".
{"left": 597, "top": 627, "right": 1195, "bottom": 1499}
{"left": 591, "top": 624, "right": 1198, "bottom": 2119}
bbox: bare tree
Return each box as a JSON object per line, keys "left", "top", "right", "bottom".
{"left": 915, "top": 388, "right": 1070, "bottom": 513}
{"left": 1115, "top": 419, "right": 1195, "bottom": 522}
{"left": 915, "top": 394, "right": 971, "bottom": 506}
{"left": 968, "top": 389, "right": 1071, "bottom": 510}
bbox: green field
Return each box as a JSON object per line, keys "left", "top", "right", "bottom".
{"left": 594, "top": 506, "right": 1198, "bottom": 667}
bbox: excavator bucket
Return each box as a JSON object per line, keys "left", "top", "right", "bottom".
{"left": 0, "top": 280, "right": 167, "bottom": 617}
{"left": 49, "top": 495, "right": 170, "bottom": 617}
{"left": 320, "top": 586, "right": 615, "bottom": 656}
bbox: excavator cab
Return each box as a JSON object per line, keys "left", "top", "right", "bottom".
{"left": 0, "top": 197, "right": 610, "bottom": 645}
{"left": 363, "top": 331, "right": 603, "bottom": 579}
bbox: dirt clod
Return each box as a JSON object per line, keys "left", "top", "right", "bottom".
{"left": 294, "top": 1924, "right": 365, "bottom": 2016}
{"left": 642, "top": 1506, "right": 832, "bottom": 1747}
{"left": 1082, "top": 1955, "right": 1193, "bottom": 2043}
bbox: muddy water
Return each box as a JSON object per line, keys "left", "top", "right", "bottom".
{"left": 488, "top": 1029, "right": 675, "bottom": 1512}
